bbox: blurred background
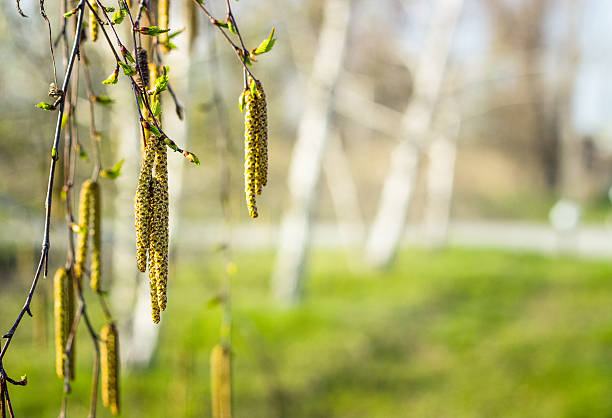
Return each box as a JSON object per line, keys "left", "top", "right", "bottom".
{"left": 1, "top": 0, "right": 612, "bottom": 416}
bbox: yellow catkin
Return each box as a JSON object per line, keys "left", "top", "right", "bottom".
{"left": 148, "top": 178, "right": 161, "bottom": 323}
{"left": 90, "top": 2, "right": 98, "bottom": 42}
{"left": 243, "top": 80, "right": 269, "bottom": 209}
{"left": 210, "top": 344, "right": 232, "bottom": 418}
{"left": 67, "top": 269, "right": 76, "bottom": 380}
{"left": 153, "top": 140, "right": 169, "bottom": 311}
{"left": 101, "top": 323, "right": 120, "bottom": 416}
{"left": 135, "top": 140, "right": 156, "bottom": 272}
{"left": 90, "top": 181, "right": 101, "bottom": 292}
{"left": 158, "top": 0, "right": 170, "bottom": 52}
{"left": 75, "top": 180, "right": 94, "bottom": 282}
{"left": 54, "top": 268, "right": 69, "bottom": 378}
{"left": 254, "top": 81, "right": 268, "bottom": 191}
{"left": 244, "top": 86, "right": 260, "bottom": 218}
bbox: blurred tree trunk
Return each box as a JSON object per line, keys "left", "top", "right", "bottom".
{"left": 324, "top": 130, "right": 365, "bottom": 264}
{"left": 557, "top": 0, "right": 583, "bottom": 202}
{"left": 423, "top": 101, "right": 460, "bottom": 248}
{"left": 365, "top": 0, "right": 463, "bottom": 268}
{"left": 272, "top": 0, "right": 352, "bottom": 304}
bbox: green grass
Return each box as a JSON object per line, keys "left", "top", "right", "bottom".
{"left": 2, "top": 248, "right": 612, "bottom": 417}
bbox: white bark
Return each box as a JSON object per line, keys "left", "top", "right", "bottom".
{"left": 323, "top": 130, "right": 365, "bottom": 260}
{"left": 423, "top": 105, "right": 460, "bottom": 248}
{"left": 365, "top": 0, "right": 464, "bottom": 268}
{"left": 272, "top": 0, "right": 351, "bottom": 304}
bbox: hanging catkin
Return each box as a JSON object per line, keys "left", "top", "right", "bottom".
{"left": 101, "top": 323, "right": 120, "bottom": 416}
{"left": 134, "top": 47, "right": 149, "bottom": 93}
{"left": 243, "top": 80, "right": 268, "bottom": 218}
{"left": 54, "top": 268, "right": 69, "bottom": 378}
{"left": 90, "top": 2, "right": 98, "bottom": 42}
{"left": 152, "top": 140, "right": 169, "bottom": 311}
{"left": 158, "top": 0, "right": 170, "bottom": 52}
{"left": 90, "top": 181, "right": 102, "bottom": 292}
{"left": 135, "top": 140, "right": 155, "bottom": 272}
{"left": 67, "top": 268, "right": 76, "bottom": 380}
{"left": 210, "top": 344, "right": 232, "bottom": 418}
{"left": 75, "top": 180, "right": 94, "bottom": 281}
{"left": 254, "top": 81, "right": 268, "bottom": 192}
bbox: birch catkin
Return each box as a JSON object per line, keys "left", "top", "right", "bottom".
{"left": 152, "top": 141, "right": 169, "bottom": 311}
{"left": 54, "top": 268, "right": 69, "bottom": 378}
{"left": 89, "top": 2, "right": 99, "bottom": 42}
{"left": 67, "top": 268, "right": 76, "bottom": 380}
{"left": 135, "top": 140, "right": 155, "bottom": 272}
{"left": 90, "top": 181, "right": 102, "bottom": 292}
{"left": 101, "top": 323, "right": 120, "bottom": 416}
{"left": 243, "top": 80, "right": 269, "bottom": 218}
{"left": 75, "top": 180, "right": 94, "bottom": 281}
{"left": 210, "top": 344, "right": 232, "bottom": 418}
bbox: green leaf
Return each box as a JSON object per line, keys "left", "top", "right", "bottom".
{"left": 162, "top": 41, "right": 177, "bottom": 51}
{"left": 138, "top": 26, "right": 170, "bottom": 36}
{"left": 63, "top": 8, "right": 77, "bottom": 17}
{"left": 36, "top": 102, "right": 56, "bottom": 111}
{"left": 124, "top": 51, "right": 135, "bottom": 63}
{"left": 164, "top": 137, "right": 178, "bottom": 152}
{"left": 102, "top": 68, "right": 119, "bottom": 85}
{"left": 146, "top": 123, "right": 162, "bottom": 137}
{"left": 100, "top": 158, "right": 124, "bottom": 179}
{"left": 206, "top": 295, "right": 222, "bottom": 309}
{"left": 238, "top": 89, "right": 246, "bottom": 113}
{"left": 214, "top": 20, "right": 229, "bottom": 29}
{"left": 150, "top": 66, "right": 169, "bottom": 94}
{"left": 184, "top": 151, "right": 200, "bottom": 165}
{"left": 92, "top": 95, "right": 114, "bottom": 105}
{"left": 151, "top": 96, "right": 161, "bottom": 117}
{"left": 168, "top": 28, "right": 185, "bottom": 39}
{"left": 228, "top": 20, "right": 237, "bottom": 35}
{"left": 112, "top": 9, "right": 125, "bottom": 25}
{"left": 118, "top": 62, "right": 136, "bottom": 76}
{"left": 104, "top": 6, "right": 115, "bottom": 12}
{"left": 253, "top": 27, "right": 276, "bottom": 55}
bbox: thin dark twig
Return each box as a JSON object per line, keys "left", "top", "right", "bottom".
{"left": 191, "top": 0, "right": 257, "bottom": 82}
{"left": 0, "top": 0, "right": 86, "bottom": 381}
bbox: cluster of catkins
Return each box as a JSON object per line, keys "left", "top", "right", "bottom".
{"left": 243, "top": 79, "right": 268, "bottom": 218}
{"left": 135, "top": 59, "right": 170, "bottom": 324}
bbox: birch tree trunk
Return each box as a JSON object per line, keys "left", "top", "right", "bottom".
{"left": 365, "top": 0, "right": 463, "bottom": 268}
{"left": 324, "top": 130, "right": 365, "bottom": 262}
{"left": 272, "top": 0, "right": 351, "bottom": 304}
{"left": 423, "top": 102, "right": 460, "bottom": 248}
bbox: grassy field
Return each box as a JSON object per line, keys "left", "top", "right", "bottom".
{"left": 1, "top": 247, "right": 612, "bottom": 417}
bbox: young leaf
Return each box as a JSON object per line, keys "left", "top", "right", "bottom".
{"left": 228, "top": 19, "right": 237, "bottom": 35}
{"left": 102, "top": 68, "right": 119, "bottom": 85}
{"left": 104, "top": 6, "right": 115, "bottom": 12}
{"left": 119, "top": 62, "right": 136, "bottom": 76}
{"left": 36, "top": 102, "right": 56, "bottom": 111}
{"left": 238, "top": 89, "right": 246, "bottom": 113}
{"left": 91, "top": 95, "right": 114, "bottom": 105}
{"left": 100, "top": 158, "right": 125, "bottom": 179}
{"left": 63, "top": 8, "right": 77, "bottom": 17}
{"left": 137, "top": 26, "right": 170, "bottom": 36}
{"left": 149, "top": 66, "right": 169, "bottom": 94}
{"left": 151, "top": 96, "right": 161, "bottom": 117}
{"left": 253, "top": 27, "right": 276, "bottom": 55}
{"left": 168, "top": 28, "right": 185, "bottom": 39}
{"left": 183, "top": 151, "right": 200, "bottom": 165}
{"left": 112, "top": 9, "right": 125, "bottom": 24}
{"left": 146, "top": 122, "right": 162, "bottom": 137}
